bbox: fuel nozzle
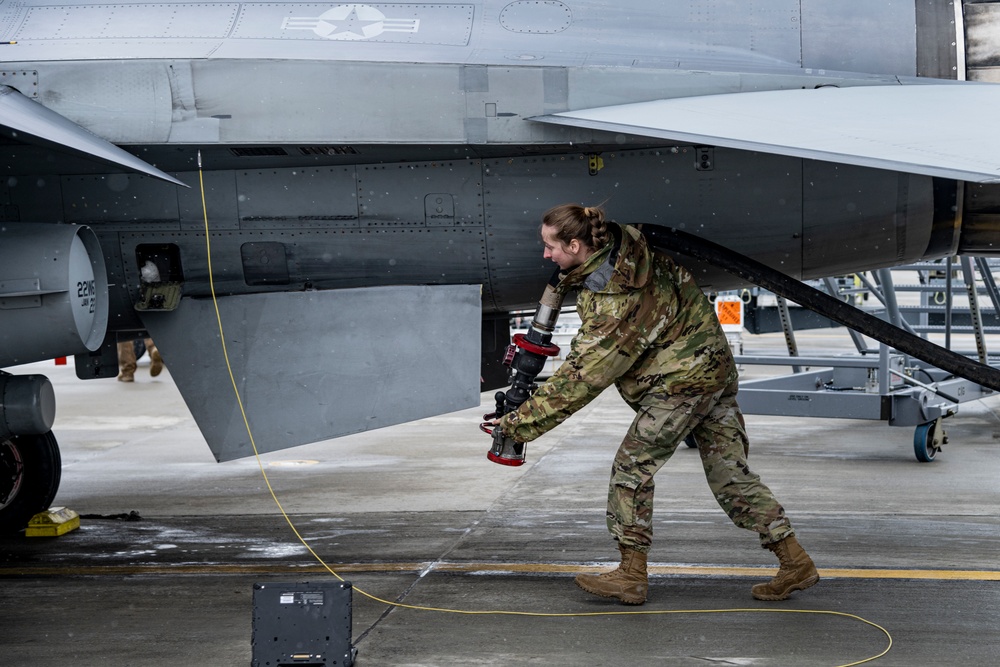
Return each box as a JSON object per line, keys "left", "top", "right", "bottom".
{"left": 481, "top": 271, "right": 564, "bottom": 466}
{"left": 487, "top": 418, "right": 527, "bottom": 466}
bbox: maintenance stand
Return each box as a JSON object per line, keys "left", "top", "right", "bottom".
{"left": 731, "top": 257, "right": 1000, "bottom": 462}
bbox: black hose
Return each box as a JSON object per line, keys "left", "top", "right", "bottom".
{"left": 646, "top": 226, "right": 1000, "bottom": 393}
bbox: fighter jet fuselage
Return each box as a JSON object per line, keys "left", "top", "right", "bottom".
{"left": 2, "top": 0, "right": 1000, "bottom": 531}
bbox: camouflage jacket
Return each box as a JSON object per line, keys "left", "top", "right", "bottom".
{"left": 500, "top": 224, "right": 737, "bottom": 443}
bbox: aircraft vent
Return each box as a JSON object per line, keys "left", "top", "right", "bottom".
{"left": 965, "top": 0, "right": 1000, "bottom": 82}
{"left": 230, "top": 147, "right": 288, "bottom": 157}
{"left": 299, "top": 146, "right": 359, "bottom": 156}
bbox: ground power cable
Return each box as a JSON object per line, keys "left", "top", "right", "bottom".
{"left": 194, "top": 153, "right": 893, "bottom": 667}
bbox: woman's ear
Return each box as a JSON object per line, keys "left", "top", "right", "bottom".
{"left": 567, "top": 239, "right": 581, "bottom": 255}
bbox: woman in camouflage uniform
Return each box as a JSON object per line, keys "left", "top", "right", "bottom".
{"left": 496, "top": 203, "right": 818, "bottom": 605}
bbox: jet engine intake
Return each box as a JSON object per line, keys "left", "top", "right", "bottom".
{"left": 0, "top": 224, "right": 109, "bottom": 367}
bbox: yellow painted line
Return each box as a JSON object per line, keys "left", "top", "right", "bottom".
{"left": 2, "top": 562, "right": 999, "bottom": 581}
{"left": 434, "top": 563, "right": 1000, "bottom": 581}
{"left": 0, "top": 563, "right": 428, "bottom": 576}
{"left": 816, "top": 568, "right": 1000, "bottom": 581}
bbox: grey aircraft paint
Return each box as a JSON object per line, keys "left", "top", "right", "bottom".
{"left": 1, "top": 0, "right": 1000, "bottom": 528}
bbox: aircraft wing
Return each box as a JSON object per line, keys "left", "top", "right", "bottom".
{"left": 0, "top": 85, "right": 186, "bottom": 187}
{"left": 532, "top": 83, "right": 1000, "bottom": 184}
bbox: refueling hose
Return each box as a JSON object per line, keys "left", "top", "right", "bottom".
{"left": 646, "top": 226, "right": 1000, "bottom": 392}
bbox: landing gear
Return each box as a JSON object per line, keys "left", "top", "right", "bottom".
{"left": 913, "top": 418, "right": 947, "bottom": 463}
{"left": 0, "top": 432, "right": 61, "bottom": 534}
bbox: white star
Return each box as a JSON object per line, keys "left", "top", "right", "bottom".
{"left": 324, "top": 7, "right": 382, "bottom": 38}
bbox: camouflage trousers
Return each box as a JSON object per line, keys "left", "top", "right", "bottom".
{"left": 607, "top": 380, "right": 793, "bottom": 552}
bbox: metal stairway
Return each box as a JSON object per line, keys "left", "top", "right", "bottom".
{"left": 886, "top": 257, "right": 1000, "bottom": 364}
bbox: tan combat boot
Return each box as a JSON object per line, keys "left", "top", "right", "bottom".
{"left": 117, "top": 341, "right": 136, "bottom": 382}
{"left": 751, "top": 534, "right": 819, "bottom": 601}
{"left": 148, "top": 342, "right": 163, "bottom": 377}
{"left": 117, "top": 360, "right": 135, "bottom": 382}
{"left": 575, "top": 544, "right": 648, "bottom": 605}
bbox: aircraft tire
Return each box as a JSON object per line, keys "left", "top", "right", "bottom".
{"left": 0, "top": 432, "right": 62, "bottom": 534}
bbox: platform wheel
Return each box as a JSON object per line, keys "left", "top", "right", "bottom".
{"left": 913, "top": 419, "right": 946, "bottom": 463}
{"left": 0, "top": 432, "right": 62, "bottom": 534}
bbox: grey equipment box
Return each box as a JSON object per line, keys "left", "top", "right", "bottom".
{"left": 252, "top": 581, "right": 355, "bottom": 667}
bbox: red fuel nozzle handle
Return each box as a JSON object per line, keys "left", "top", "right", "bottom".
{"left": 480, "top": 411, "right": 499, "bottom": 435}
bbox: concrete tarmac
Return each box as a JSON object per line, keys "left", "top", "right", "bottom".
{"left": 2, "top": 330, "right": 999, "bottom": 666}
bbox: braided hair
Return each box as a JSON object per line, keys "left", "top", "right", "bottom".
{"left": 541, "top": 203, "right": 611, "bottom": 252}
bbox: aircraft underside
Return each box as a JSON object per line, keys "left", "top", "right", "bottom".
{"left": 3, "top": 142, "right": 1000, "bottom": 532}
